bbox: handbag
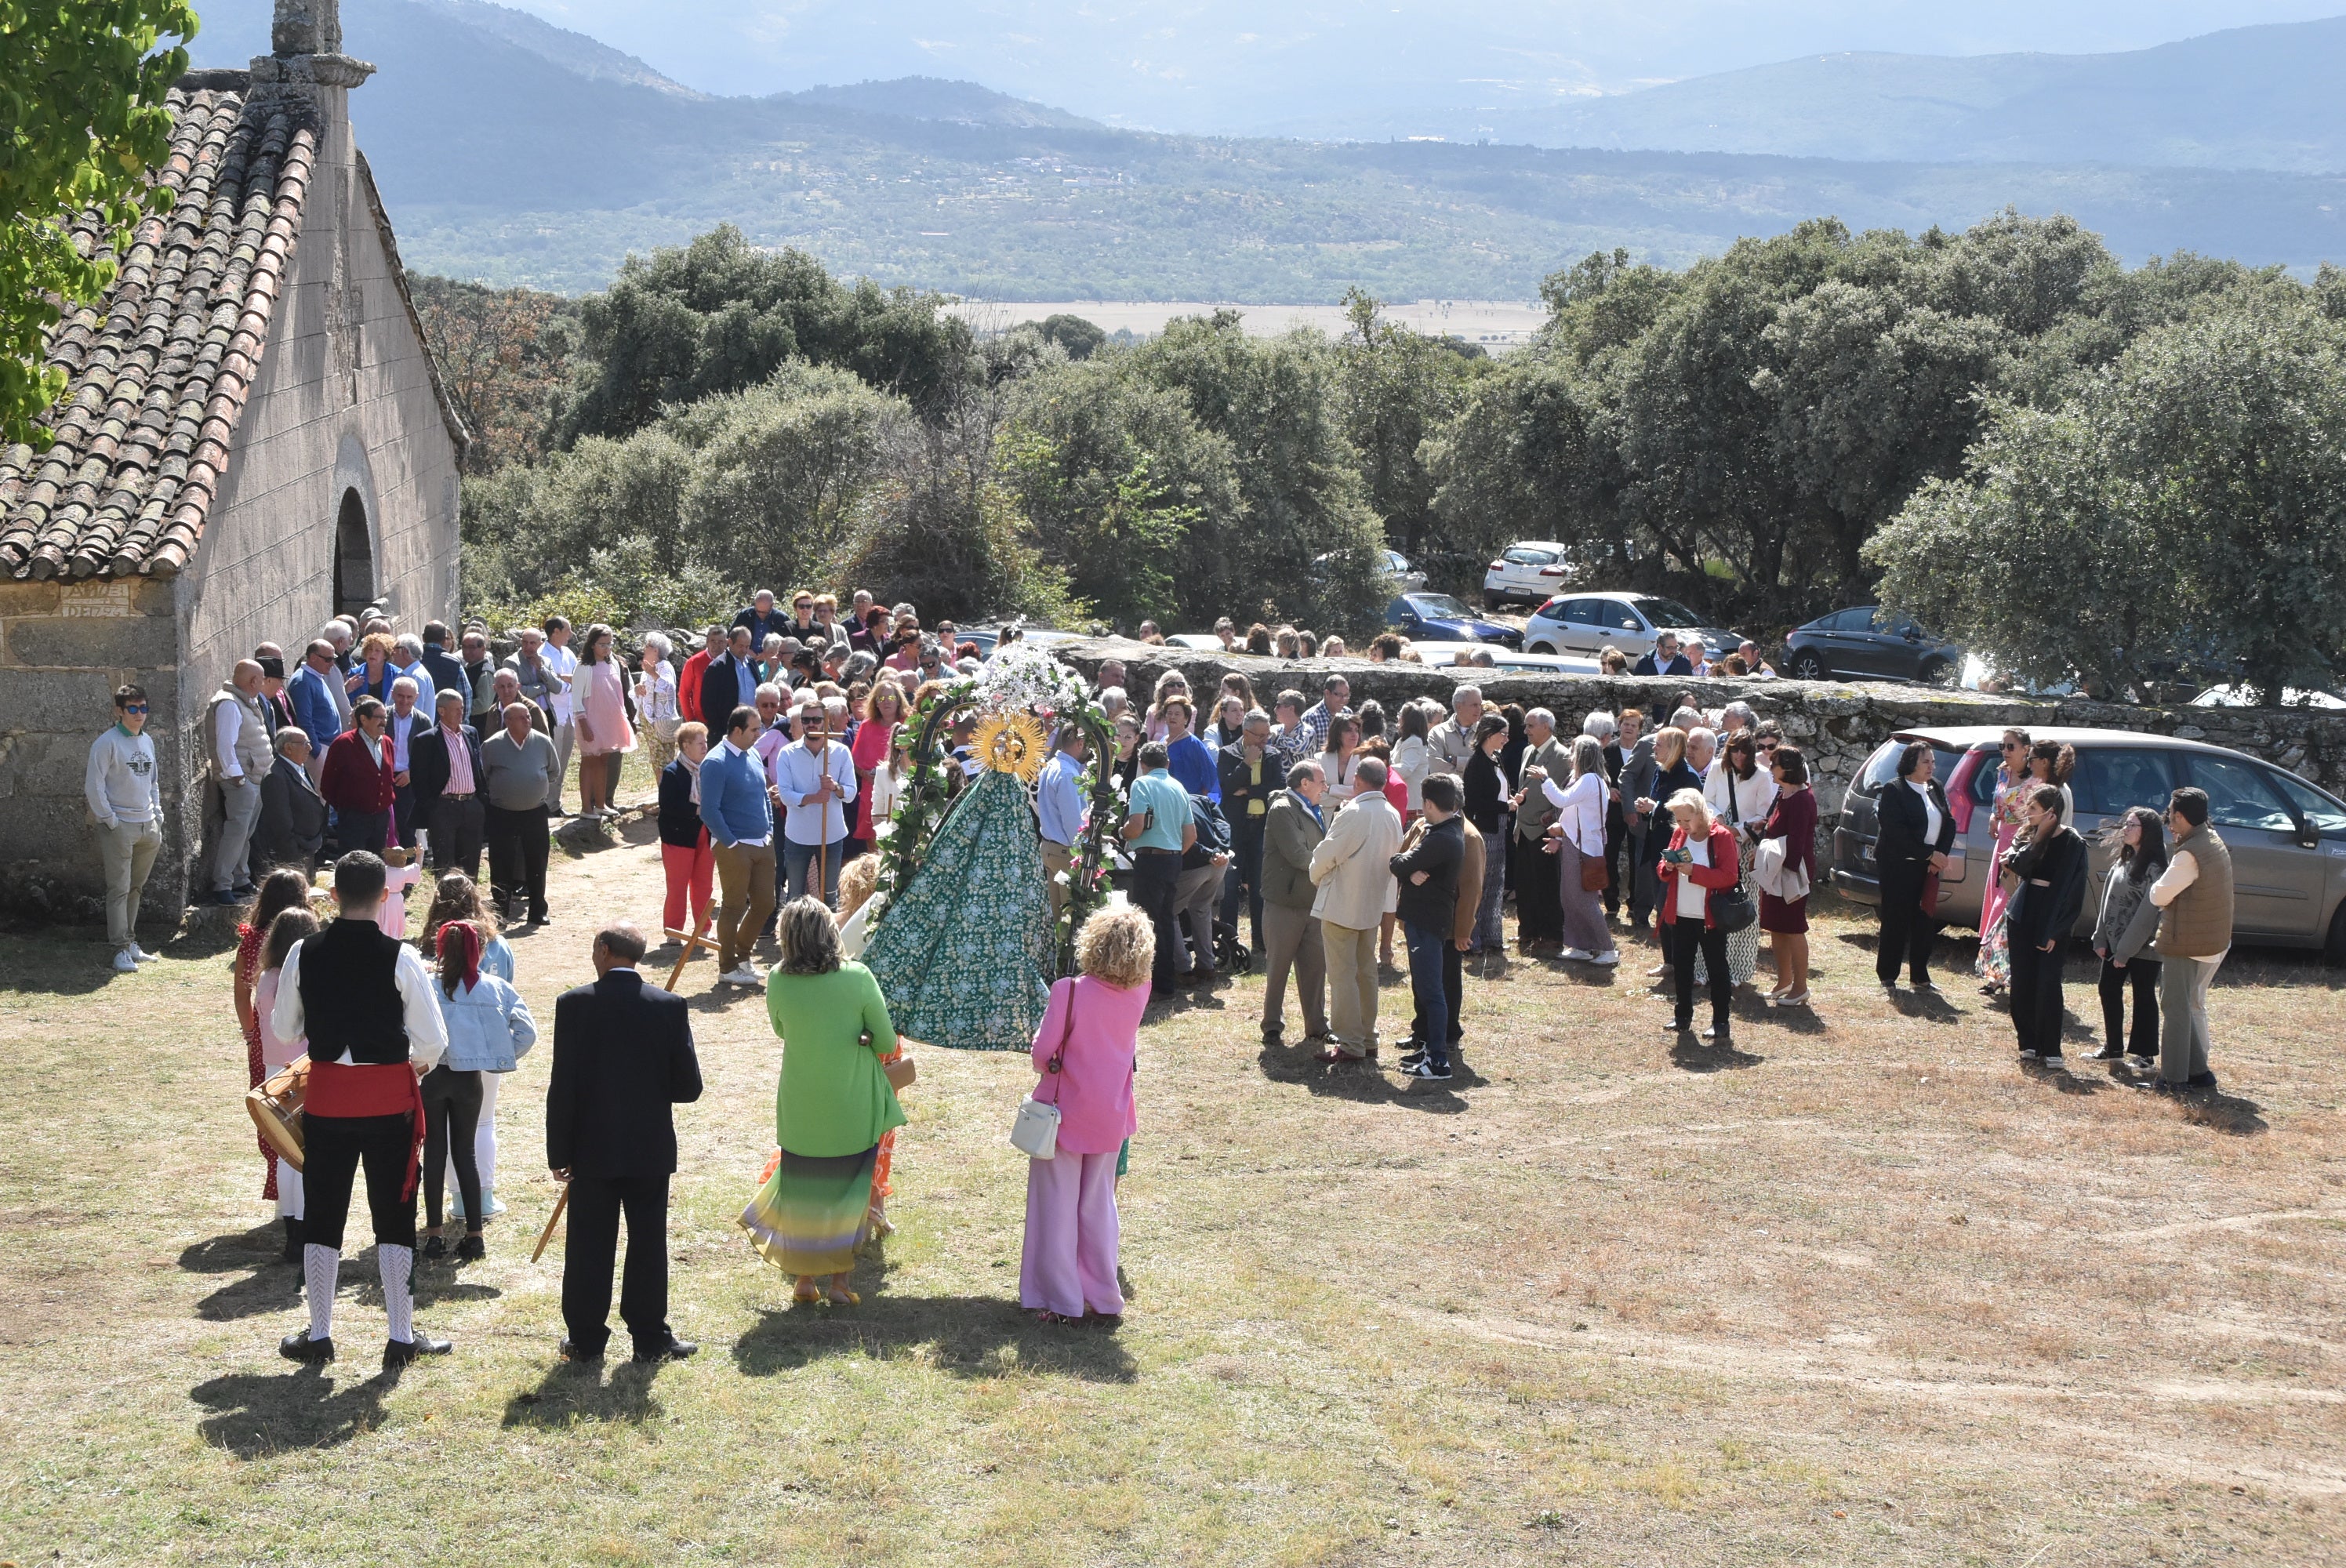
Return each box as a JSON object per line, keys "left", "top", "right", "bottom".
{"left": 1710, "top": 884, "right": 1758, "bottom": 934}
{"left": 1580, "top": 851, "right": 1610, "bottom": 893}
{"left": 1008, "top": 984, "right": 1074, "bottom": 1160}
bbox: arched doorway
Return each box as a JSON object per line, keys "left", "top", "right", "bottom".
{"left": 333, "top": 488, "right": 374, "bottom": 616}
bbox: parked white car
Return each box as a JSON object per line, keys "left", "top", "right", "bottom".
{"left": 1482, "top": 541, "right": 1576, "bottom": 608}
{"left": 1521, "top": 592, "right": 1740, "bottom": 662}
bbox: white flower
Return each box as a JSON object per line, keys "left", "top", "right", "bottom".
{"left": 974, "top": 643, "right": 1084, "bottom": 714}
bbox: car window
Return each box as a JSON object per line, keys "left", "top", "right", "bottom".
{"left": 2185, "top": 754, "right": 2297, "bottom": 833}
{"left": 2266, "top": 768, "right": 2346, "bottom": 836}
{"left": 1518, "top": 549, "right": 1556, "bottom": 565}
{"left": 1969, "top": 747, "right": 2001, "bottom": 806}
{"left": 1886, "top": 615, "right": 1921, "bottom": 637}
{"left": 1411, "top": 593, "right": 1472, "bottom": 619}
{"left": 1598, "top": 599, "right": 1644, "bottom": 632}
{"left": 2072, "top": 747, "right": 2175, "bottom": 817}
{"left": 1556, "top": 597, "right": 1592, "bottom": 625}
{"left": 1815, "top": 608, "right": 1856, "bottom": 632}
{"left": 1531, "top": 597, "right": 1565, "bottom": 620}
{"left": 1854, "top": 740, "right": 1906, "bottom": 796}
{"left": 1636, "top": 597, "right": 1705, "bottom": 628}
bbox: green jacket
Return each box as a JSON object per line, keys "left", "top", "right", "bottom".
{"left": 1262, "top": 789, "right": 1327, "bottom": 910}
{"left": 1514, "top": 735, "right": 1571, "bottom": 843}
{"left": 766, "top": 961, "right": 906, "bottom": 1157}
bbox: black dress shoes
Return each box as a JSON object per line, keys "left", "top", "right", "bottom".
{"left": 559, "top": 1335, "right": 605, "bottom": 1363}
{"left": 279, "top": 1330, "right": 333, "bottom": 1363}
{"left": 383, "top": 1334, "right": 453, "bottom": 1370}
{"left": 634, "top": 1335, "right": 699, "bottom": 1364}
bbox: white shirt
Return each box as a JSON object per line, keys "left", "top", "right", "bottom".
{"left": 634, "top": 661, "right": 678, "bottom": 725}
{"left": 269, "top": 929, "right": 449, "bottom": 1069}
{"left": 2148, "top": 842, "right": 2229, "bottom": 965}
{"left": 1542, "top": 769, "right": 1609, "bottom": 856}
{"left": 1705, "top": 764, "right": 1779, "bottom": 830}
{"left": 1909, "top": 779, "right": 1942, "bottom": 845}
{"left": 1318, "top": 750, "right": 1361, "bottom": 801}
{"left": 1676, "top": 835, "right": 1712, "bottom": 919}
{"left": 213, "top": 698, "right": 249, "bottom": 779}
{"left": 388, "top": 707, "right": 423, "bottom": 771}
{"left": 774, "top": 736, "right": 858, "bottom": 846}
{"left": 85, "top": 724, "right": 160, "bottom": 826}
{"left": 544, "top": 641, "right": 579, "bottom": 723}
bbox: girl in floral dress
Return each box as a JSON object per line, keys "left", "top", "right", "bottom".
{"left": 1975, "top": 729, "right": 2031, "bottom": 994}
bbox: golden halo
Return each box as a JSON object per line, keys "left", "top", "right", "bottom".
{"left": 972, "top": 712, "right": 1051, "bottom": 782}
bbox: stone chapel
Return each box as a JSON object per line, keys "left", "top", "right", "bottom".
{"left": 0, "top": 0, "right": 466, "bottom": 915}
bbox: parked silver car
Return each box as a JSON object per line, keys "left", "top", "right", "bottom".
{"left": 1522, "top": 591, "right": 1740, "bottom": 663}
{"left": 1832, "top": 725, "right": 2346, "bottom": 961}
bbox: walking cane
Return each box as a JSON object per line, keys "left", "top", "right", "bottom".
{"left": 532, "top": 1176, "right": 569, "bottom": 1264}
{"left": 812, "top": 705, "right": 831, "bottom": 905}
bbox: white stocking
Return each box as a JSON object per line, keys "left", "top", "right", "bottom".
{"left": 276, "top": 1163, "right": 305, "bottom": 1220}
{"left": 303, "top": 1244, "right": 338, "bottom": 1342}
{"left": 380, "top": 1243, "right": 415, "bottom": 1344}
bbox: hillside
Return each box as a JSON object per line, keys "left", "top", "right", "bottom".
{"left": 1460, "top": 18, "right": 2346, "bottom": 173}
{"left": 188, "top": 0, "right": 2346, "bottom": 296}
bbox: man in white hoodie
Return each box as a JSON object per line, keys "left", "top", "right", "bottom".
{"left": 85, "top": 684, "right": 164, "bottom": 972}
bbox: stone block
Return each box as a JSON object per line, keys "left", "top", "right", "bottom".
{"left": 0, "top": 667, "right": 140, "bottom": 731}
{"left": 0, "top": 580, "right": 62, "bottom": 616}
{"left": 5, "top": 612, "right": 179, "bottom": 670}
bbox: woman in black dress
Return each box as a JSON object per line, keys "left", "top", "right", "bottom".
{"left": 2003, "top": 784, "right": 2089, "bottom": 1065}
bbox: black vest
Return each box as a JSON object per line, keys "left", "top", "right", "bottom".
{"left": 298, "top": 918, "right": 409, "bottom": 1065}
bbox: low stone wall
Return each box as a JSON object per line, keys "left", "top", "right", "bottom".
{"left": 1049, "top": 638, "right": 2346, "bottom": 815}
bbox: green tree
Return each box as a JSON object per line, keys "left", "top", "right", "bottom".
{"left": 558, "top": 225, "right": 972, "bottom": 442}
{"left": 673, "top": 362, "right": 906, "bottom": 594}
{"left": 1869, "top": 293, "right": 2346, "bottom": 702}
{"left": 1, "top": 0, "right": 195, "bottom": 445}
{"left": 1334, "top": 288, "right": 1474, "bottom": 568}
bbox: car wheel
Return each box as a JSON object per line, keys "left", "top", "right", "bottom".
{"left": 2326, "top": 901, "right": 2346, "bottom": 967}
{"left": 1789, "top": 651, "right": 1825, "bottom": 681}
{"left": 1919, "top": 658, "right": 1956, "bottom": 688}
{"left": 1528, "top": 641, "right": 1555, "bottom": 655}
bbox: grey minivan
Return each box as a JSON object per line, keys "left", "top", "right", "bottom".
{"left": 1832, "top": 725, "right": 2346, "bottom": 961}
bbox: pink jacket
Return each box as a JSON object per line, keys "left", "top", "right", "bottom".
{"left": 1030, "top": 974, "right": 1145, "bottom": 1155}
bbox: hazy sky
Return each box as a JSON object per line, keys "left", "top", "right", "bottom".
{"left": 495, "top": 0, "right": 2346, "bottom": 123}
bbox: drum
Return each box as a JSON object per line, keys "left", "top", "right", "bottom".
{"left": 246, "top": 1056, "right": 310, "bottom": 1171}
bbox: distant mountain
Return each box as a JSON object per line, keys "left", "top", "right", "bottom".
{"left": 1454, "top": 18, "right": 2346, "bottom": 174}
{"left": 190, "top": 0, "right": 700, "bottom": 96}
{"left": 183, "top": 0, "right": 2346, "bottom": 298}
{"left": 779, "top": 78, "right": 1098, "bottom": 130}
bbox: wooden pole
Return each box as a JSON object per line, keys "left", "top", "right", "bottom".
{"left": 531, "top": 1179, "right": 569, "bottom": 1264}
{"left": 812, "top": 705, "right": 831, "bottom": 905}
{"left": 663, "top": 897, "right": 718, "bottom": 991}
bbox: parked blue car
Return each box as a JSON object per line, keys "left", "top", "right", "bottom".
{"left": 1386, "top": 593, "right": 1523, "bottom": 648}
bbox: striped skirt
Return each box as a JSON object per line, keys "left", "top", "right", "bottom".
{"left": 740, "top": 1145, "right": 877, "bottom": 1276}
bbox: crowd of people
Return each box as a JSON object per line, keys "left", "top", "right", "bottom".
{"left": 136, "top": 579, "right": 2243, "bottom": 1365}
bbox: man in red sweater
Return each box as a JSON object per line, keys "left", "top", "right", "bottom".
{"left": 321, "top": 698, "right": 398, "bottom": 856}
{"left": 676, "top": 625, "right": 725, "bottom": 740}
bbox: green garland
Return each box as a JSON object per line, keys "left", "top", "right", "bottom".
{"left": 866, "top": 677, "right": 1124, "bottom": 980}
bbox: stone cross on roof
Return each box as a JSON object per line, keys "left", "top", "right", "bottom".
{"left": 254, "top": 0, "right": 376, "bottom": 91}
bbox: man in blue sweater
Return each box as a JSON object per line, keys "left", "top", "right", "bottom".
{"left": 699, "top": 706, "right": 776, "bottom": 987}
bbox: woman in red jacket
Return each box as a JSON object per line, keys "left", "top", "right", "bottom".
{"left": 1656, "top": 786, "right": 1744, "bottom": 1045}
{"left": 319, "top": 696, "right": 399, "bottom": 856}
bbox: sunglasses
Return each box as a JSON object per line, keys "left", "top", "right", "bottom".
{"left": 120, "top": 704, "right": 148, "bottom": 714}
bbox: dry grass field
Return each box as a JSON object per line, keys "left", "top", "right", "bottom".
{"left": 2, "top": 807, "right": 2342, "bottom": 1566}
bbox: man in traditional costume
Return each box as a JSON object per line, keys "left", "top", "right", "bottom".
{"left": 269, "top": 851, "right": 454, "bottom": 1368}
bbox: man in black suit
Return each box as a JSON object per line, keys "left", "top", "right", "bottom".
{"left": 255, "top": 726, "right": 329, "bottom": 872}
{"left": 547, "top": 923, "right": 703, "bottom": 1363}
{"left": 700, "top": 626, "right": 761, "bottom": 731}
{"left": 409, "top": 690, "right": 487, "bottom": 879}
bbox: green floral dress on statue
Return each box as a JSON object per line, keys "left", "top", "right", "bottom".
{"left": 862, "top": 768, "right": 1056, "bottom": 1051}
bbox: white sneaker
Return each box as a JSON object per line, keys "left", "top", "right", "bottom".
{"left": 129, "top": 944, "right": 160, "bottom": 963}
{"left": 1560, "top": 946, "right": 1592, "bottom": 961}
{"left": 720, "top": 966, "right": 761, "bottom": 987}
{"left": 1589, "top": 950, "right": 1620, "bottom": 967}
{"left": 112, "top": 947, "right": 139, "bottom": 973}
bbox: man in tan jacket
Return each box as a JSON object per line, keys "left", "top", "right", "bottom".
{"left": 2148, "top": 786, "right": 2232, "bottom": 1092}
{"left": 1308, "top": 755, "right": 1404, "bottom": 1062}
{"left": 1259, "top": 760, "right": 1330, "bottom": 1046}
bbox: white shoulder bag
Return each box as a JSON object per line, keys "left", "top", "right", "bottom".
{"left": 1009, "top": 982, "right": 1075, "bottom": 1160}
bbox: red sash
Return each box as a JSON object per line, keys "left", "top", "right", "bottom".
{"left": 307, "top": 1060, "right": 428, "bottom": 1200}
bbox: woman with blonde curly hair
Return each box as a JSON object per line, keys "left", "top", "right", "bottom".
{"left": 1019, "top": 904, "right": 1151, "bottom": 1323}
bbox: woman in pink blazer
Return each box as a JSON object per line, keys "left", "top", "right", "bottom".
{"left": 1020, "top": 906, "right": 1153, "bottom": 1322}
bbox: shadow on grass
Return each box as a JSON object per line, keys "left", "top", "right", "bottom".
{"left": 502, "top": 1358, "right": 666, "bottom": 1428}
{"left": 0, "top": 920, "right": 238, "bottom": 995}
{"left": 181, "top": 1223, "right": 302, "bottom": 1321}
{"left": 190, "top": 1363, "right": 405, "bottom": 1458}
{"left": 2177, "top": 1087, "right": 2270, "bottom": 1136}
{"left": 731, "top": 1292, "right": 1139, "bottom": 1383}
{"left": 1666, "top": 1033, "right": 1763, "bottom": 1073}
{"left": 1251, "top": 1040, "right": 1476, "bottom": 1112}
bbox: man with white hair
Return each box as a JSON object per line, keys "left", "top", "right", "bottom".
{"left": 201, "top": 659, "right": 273, "bottom": 903}
{"left": 1685, "top": 726, "right": 1718, "bottom": 778}
{"left": 1431, "top": 685, "right": 1484, "bottom": 775}
{"left": 1510, "top": 708, "right": 1571, "bottom": 953}
{"left": 1684, "top": 638, "right": 1711, "bottom": 678}
{"left": 389, "top": 633, "right": 438, "bottom": 715}
{"left": 1720, "top": 701, "right": 1756, "bottom": 735}
{"left": 387, "top": 677, "right": 426, "bottom": 847}
{"left": 321, "top": 620, "right": 357, "bottom": 724}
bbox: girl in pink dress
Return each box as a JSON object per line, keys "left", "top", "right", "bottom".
{"left": 1019, "top": 906, "right": 1152, "bottom": 1323}
{"left": 573, "top": 622, "right": 637, "bottom": 819}
{"left": 1976, "top": 729, "right": 2032, "bottom": 993}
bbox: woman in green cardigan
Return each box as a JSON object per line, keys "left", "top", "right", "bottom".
{"left": 738, "top": 897, "right": 906, "bottom": 1305}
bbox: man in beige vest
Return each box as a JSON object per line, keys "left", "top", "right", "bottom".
{"left": 1308, "top": 754, "right": 1404, "bottom": 1062}
{"left": 202, "top": 659, "right": 275, "bottom": 903}
{"left": 2147, "top": 786, "right": 2232, "bottom": 1092}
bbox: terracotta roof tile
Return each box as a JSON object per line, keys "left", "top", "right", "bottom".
{"left": 0, "top": 82, "right": 318, "bottom": 580}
